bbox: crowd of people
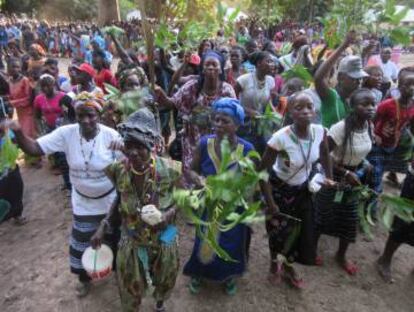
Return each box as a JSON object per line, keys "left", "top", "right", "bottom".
{"left": 1, "top": 13, "right": 414, "bottom": 312}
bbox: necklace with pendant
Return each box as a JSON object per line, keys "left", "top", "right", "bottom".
{"left": 79, "top": 127, "right": 100, "bottom": 178}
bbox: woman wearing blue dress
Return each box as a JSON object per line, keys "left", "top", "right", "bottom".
{"left": 183, "top": 97, "right": 253, "bottom": 295}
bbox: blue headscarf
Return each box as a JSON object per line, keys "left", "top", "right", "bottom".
{"left": 213, "top": 98, "right": 245, "bottom": 125}
{"left": 201, "top": 50, "right": 226, "bottom": 81}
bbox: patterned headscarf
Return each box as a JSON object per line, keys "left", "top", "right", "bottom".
{"left": 30, "top": 43, "right": 46, "bottom": 57}
{"left": 118, "top": 107, "right": 161, "bottom": 150}
{"left": 74, "top": 91, "right": 105, "bottom": 113}
{"left": 118, "top": 66, "right": 148, "bottom": 91}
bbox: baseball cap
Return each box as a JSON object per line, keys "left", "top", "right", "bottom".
{"left": 73, "top": 63, "right": 96, "bottom": 78}
{"left": 188, "top": 54, "right": 201, "bottom": 66}
{"left": 338, "top": 55, "right": 368, "bottom": 79}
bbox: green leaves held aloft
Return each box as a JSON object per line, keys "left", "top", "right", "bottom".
{"left": 0, "top": 131, "right": 19, "bottom": 173}
{"left": 104, "top": 84, "right": 153, "bottom": 118}
{"left": 173, "top": 138, "right": 268, "bottom": 262}
{"left": 255, "top": 103, "right": 283, "bottom": 138}
{"left": 154, "top": 23, "right": 177, "bottom": 50}
{"left": 281, "top": 65, "right": 314, "bottom": 87}
{"left": 101, "top": 26, "right": 125, "bottom": 38}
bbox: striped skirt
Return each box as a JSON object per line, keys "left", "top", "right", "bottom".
{"left": 69, "top": 214, "right": 117, "bottom": 276}
{"left": 314, "top": 187, "right": 359, "bottom": 243}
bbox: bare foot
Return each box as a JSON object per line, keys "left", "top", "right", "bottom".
{"left": 75, "top": 281, "right": 91, "bottom": 298}
{"left": 377, "top": 257, "right": 394, "bottom": 283}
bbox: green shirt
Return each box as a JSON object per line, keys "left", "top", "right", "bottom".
{"left": 321, "top": 88, "right": 350, "bottom": 128}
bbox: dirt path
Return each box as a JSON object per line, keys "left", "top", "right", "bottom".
{"left": 1, "top": 56, "right": 414, "bottom": 312}
{"left": 1, "top": 163, "right": 414, "bottom": 312}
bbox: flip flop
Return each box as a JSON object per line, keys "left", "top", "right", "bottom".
{"left": 342, "top": 261, "right": 359, "bottom": 276}
{"left": 224, "top": 279, "right": 237, "bottom": 296}
{"left": 315, "top": 256, "right": 324, "bottom": 266}
{"left": 188, "top": 277, "right": 201, "bottom": 295}
{"left": 284, "top": 274, "right": 306, "bottom": 289}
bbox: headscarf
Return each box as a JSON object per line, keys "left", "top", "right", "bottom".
{"left": 118, "top": 66, "right": 148, "bottom": 90}
{"left": 201, "top": 50, "right": 225, "bottom": 81}
{"left": 39, "top": 73, "right": 55, "bottom": 84}
{"left": 212, "top": 97, "right": 245, "bottom": 125}
{"left": 91, "top": 35, "right": 106, "bottom": 50}
{"left": 74, "top": 91, "right": 104, "bottom": 112}
{"left": 117, "top": 107, "right": 161, "bottom": 150}
{"left": 30, "top": 43, "right": 46, "bottom": 57}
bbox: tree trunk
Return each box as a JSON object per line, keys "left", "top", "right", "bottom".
{"left": 98, "top": 0, "right": 120, "bottom": 26}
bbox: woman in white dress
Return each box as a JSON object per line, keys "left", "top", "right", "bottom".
{"left": 3, "top": 92, "right": 121, "bottom": 297}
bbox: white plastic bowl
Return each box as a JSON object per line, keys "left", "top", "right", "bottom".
{"left": 81, "top": 244, "right": 113, "bottom": 281}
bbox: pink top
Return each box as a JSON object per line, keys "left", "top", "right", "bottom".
{"left": 34, "top": 91, "right": 65, "bottom": 128}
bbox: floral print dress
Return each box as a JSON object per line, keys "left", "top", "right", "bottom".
{"left": 105, "top": 157, "right": 181, "bottom": 311}
{"left": 171, "top": 79, "right": 236, "bottom": 175}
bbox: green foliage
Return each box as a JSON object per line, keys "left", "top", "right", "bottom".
{"left": 101, "top": 25, "right": 125, "bottom": 37}
{"left": 374, "top": 0, "right": 411, "bottom": 46}
{"left": 355, "top": 185, "right": 414, "bottom": 238}
{"left": 255, "top": 103, "right": 283, "bottom": 138}
{"left": 0, "top": 131, "right": 19, "bottom": 173}
{"left": 104, "top": 83, "right": 151, "bottom": 118}
{"left": 173, "top": 138, "right": 268, "bottom": 262}
{"left": 281, "top": 65, "right": 314, "bottom": 87}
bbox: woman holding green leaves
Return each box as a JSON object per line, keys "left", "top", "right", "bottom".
{"left": 315, "top": 88, "right": 376, "bottom": 276}
{"left": 183, "top": 98, "right": 254, "bottom": 295}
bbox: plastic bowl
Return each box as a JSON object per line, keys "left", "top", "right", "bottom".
{"left": 81, "top": 244, "right": 113, "bottom": 281}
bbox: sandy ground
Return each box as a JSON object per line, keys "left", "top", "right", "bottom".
{"left": 1, "top": 56, "right": 414, "bottom": 312}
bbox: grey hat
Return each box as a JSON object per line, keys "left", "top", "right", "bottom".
{"left": 118, "top": 107, "right": 161, "bottom": 150}
{"left": 338, "top": 55, "right": 369, "bottom": 79}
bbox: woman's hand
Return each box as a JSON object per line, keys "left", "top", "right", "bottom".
{"left": 90, "top": 224, "right": 105, "bottom": 249}
{"left": 345, "top": 171, "right": 361, "bottom": 187}
{"left": 265, "top": 202, "right": 280, "bottom": 218}
{"left": 1, "top": 119, "right": 21, "bottom": 132}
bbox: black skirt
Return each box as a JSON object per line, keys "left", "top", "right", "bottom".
{"left": 314, "top": 186, "right": 359, "bottom": 243}
{"left": 266, "top": 173, "right": 316, "bottom": 265}
{"left": 390, "top": 173, "right": 414, "bottom": 246}
{"left": 0, "top": 166, "right": 24, "bottom": 222}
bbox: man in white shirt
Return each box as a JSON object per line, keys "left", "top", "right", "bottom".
{"left": 379, "top": 47, "right": 399, "bottom": 83}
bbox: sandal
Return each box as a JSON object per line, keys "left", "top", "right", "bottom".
{"left": 284, "top": 273, "right": 305, "bottom": 289}
{"left": 224, "top": 279, "right": 237, "bottom": 296}
{"left": 342, "top": 261, "right": 359, "bottom": 276}
{"left": 188, "top": 277, "right": 201, "bottom": 294}
{"left": 315, "top": 256, "right": 324, "bottom": 266}
{"left": 283, "top": 264, "right": 305, "bottom": 289}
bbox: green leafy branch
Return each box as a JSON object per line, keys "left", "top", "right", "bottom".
{"left": 255, "top": 103, "right": 283, "bottom": 138}
{"left": 173, "top": 138, "right": 268, "bottom": 262}
{"left": 355, "top": 185, "right": 414, "bottom": 239}
{"left": 0, "top": 130, "right": 19, "bottom": 173}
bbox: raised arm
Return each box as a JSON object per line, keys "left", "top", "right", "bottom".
{"left": 314, "top": 31, "right": 357, "bottom": 99}
{"left": 109, "top": 33, "right": 133, "bottom": 65}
